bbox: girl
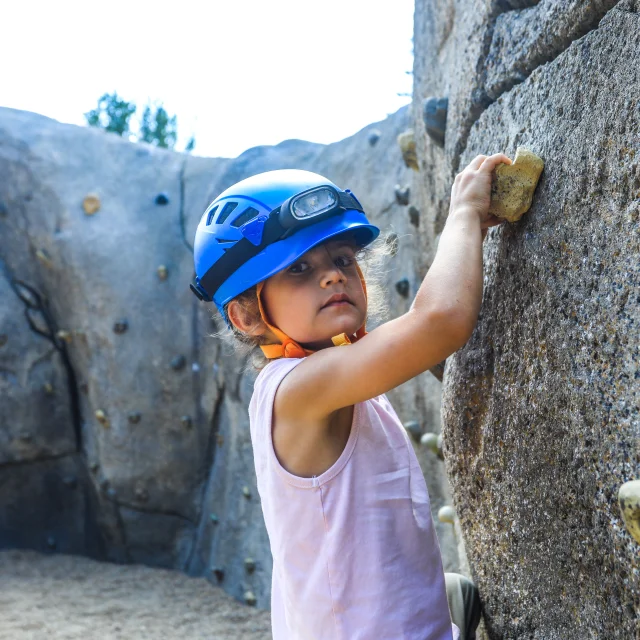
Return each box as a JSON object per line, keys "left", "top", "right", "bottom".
{"left": 191, "top": 154, "right": 511, "bottom": 639}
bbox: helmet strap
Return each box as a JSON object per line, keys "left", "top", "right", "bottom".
{"left": 257, "top": 263, "right": 369, "bottom": 359}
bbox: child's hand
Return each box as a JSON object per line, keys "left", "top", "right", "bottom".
{"left": 450, "top": 153, "right": 512, "bottom": 230}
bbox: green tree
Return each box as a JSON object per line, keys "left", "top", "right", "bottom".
{"left": 139, "top": 103, "right": 178, "bottom": 149}
{"left": 84, "top": 92, "right": 137, "bottom": 137}
{"left": 85, "top": 93, "right": 195, "bottom": 152}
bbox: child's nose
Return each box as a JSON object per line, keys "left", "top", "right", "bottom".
{"left": 320, "top": 262, "right": 346, "bottom": 287}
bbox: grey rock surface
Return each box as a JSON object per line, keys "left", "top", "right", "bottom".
{"left": 0, "top": 104, "right": 460, "bottom": 607}
{"left": 413, "top": 0, "right": 639, "bottom": 637}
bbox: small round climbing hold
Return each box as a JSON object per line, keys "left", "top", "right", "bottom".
{"left": 135, "top": 486, "right": 149, "bottom": 502}
{"left": 171, "top": 355, "right": 187, "bottom": 371}
{"left": 394, "top": 185, "right": 410, "bottom": 206}
{"left": 43, "top": 382, "right": 54, "bottom": 396}
{"left": 46, "top": 535, "right": 57, "bottom": 550}
{"left": 155, "top": 193, "right": 170, "bottom": 206}
{"left": 95, "top": 409, "right": 110, "bottom": 428}
{"left": 82, "top": 194, "right": 101, "bottom": 215}
{"left": 397, "top": 129, "right": 419, "bottom": 171}
{"left": 395, "top": 278, "right": 410, "bottom": 298}
{"left": 438, "top": 505, "right": 456, "bottom": 525}
{"left": 127, "top": 411, "right": 141, "bottom": 424}
{"left": 210, "top": 513, "right": 219, "bottom": 525}
{"left": 62, "top": 475, "right": 78, "bottom": 489}
{"left": 36, "top": 248, "right": 54, "bottom": 269}
{"left": 245, "top": 557, "right": 256, "bottom": 573}
{"left": 368, "top": 130, "right": 381, "bottom": 147}
{"left": 244, "top": 591, "right": 257, "bottom": 606}
{"left": 157, "top": 265, "right": 168, "bottom": 281}
{"left": 408, "top": 205, "right": 420, "bottom": 228}
{"left": 56, "top": 330, "right": 73, "bottom": 343}
{"left": 113, "top": 319, "right": 128, "bottom": 334}
{"left": 213, "top": 567, "right": 225, "bottom": 582}
{"left": 403, "top": 420, "right": 422, "bottom": 443}
{"left": 420, "top": 432, "right": 444, "bottom": 460}
{"left": 181, "top": 415, "right": 193, "bottom": 429}
{"left": 385, "top": 232, "right": 399, "bottom": 257}
{"left": 242, "top": 486, "right": 252, "bottom": 499}
{"left": 423, "top": 96, "right": 448, "bottom": 148}
{"left": 618, "top": 480, "right": 640, "bottom": 544}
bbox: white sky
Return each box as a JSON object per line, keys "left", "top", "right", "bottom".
{"left": 2, "top": 1, "right": 414, "bottom": 158}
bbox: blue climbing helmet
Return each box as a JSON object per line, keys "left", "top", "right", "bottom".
{"left": 191, "top": 169, "right": 380, "bottom": 321}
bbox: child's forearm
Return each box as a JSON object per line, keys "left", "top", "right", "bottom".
{"left": 410, "top": 207, "right": 483, "bottom": 342}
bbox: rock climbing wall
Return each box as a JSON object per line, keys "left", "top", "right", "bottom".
{"left": 412, "top": 0, "right": 639, "bottom": 637}
{"left": 0, "top": 105, "right": 461, "bottom": 607}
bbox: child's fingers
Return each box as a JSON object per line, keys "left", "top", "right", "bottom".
{"left": 479, "top": 153, "right": 512, "bottom": 171}
{"left": 468, "top": 155, "right": 488, "bottom": 170}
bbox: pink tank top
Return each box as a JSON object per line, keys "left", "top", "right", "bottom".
{"left": 248, "top": 357, "right": 459, "bottom": 640}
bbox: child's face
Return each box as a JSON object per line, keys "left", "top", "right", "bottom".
{"left": 260, "top": 237, "right": 367, "bottom": 350}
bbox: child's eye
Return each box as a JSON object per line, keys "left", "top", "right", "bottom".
{"left": 288, "top": 261, "right": 309, "bottom": 274}
{"left": 336, "top": 255, "right": 354, "bottom": 268}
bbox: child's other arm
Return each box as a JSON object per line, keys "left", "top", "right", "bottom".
{"left": 278, "top": 153, "right": 512, "bottom": 419}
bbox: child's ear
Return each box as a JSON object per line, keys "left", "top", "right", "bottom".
{"left": 227, "top": 299, "right": 267, "bottom": 337}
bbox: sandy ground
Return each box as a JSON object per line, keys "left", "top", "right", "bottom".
{"left": 0, "top": 550, "right": 271, "bottom": 640}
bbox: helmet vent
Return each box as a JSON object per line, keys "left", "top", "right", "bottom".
{"left": 231, "top": 207, "right": 259, "bottom": 228}
{"left": 205, "top": 205, "right": 219, "bottom": 226}
{"left": 216, "top": 201, "right": 238, "bottom": 225}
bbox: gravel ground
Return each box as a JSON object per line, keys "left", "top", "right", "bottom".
{"left": 0, "top": 550, "right": 271, "bottom": 640}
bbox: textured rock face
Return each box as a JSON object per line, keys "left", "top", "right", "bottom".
{"left": 413, "top": 0, "right": 639, "bottom": 638}
{"left": 0, "top": 105, "right": 460, "bottom": 606}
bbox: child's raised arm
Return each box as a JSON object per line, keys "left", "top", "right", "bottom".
{"left": 278, "top": 153, "right": 512, "bottom": 420}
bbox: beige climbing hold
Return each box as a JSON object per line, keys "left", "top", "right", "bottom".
{"left": 56, "top": 330, "right": 73, "bottom": 343}
{"left": 157, "top": 265, "right": 168, "bottom": 281}
{"left": 420, "top": 432, "right": 444, "bottom": 460}
{"left": 36, "top": 249, "right": 54, "bottom": 269}
{"left": 242, "top": 485, "right": 252, "bottom": 499}
{"left": 95, "top": 409, "right": 110, "bottom": 428}
{"left": 43, "top": 382, "right": 54, "bottom": 396}
{"left": 489, "top": 147, "right": 544, "bottom": 222}
{"left": 438, "top": 505, "right": 456, "bottom": 525}
{"left": 82, "top": 193, "right": 101, "bottom": 215}
{"left": 397, "top": 129, "right": 419, "bottom": 171}
{"left": 618, "top": 480, "right": 640, "bottom": 544}
{"left": 244, "top": 590, "right": 257, "bottom": 606}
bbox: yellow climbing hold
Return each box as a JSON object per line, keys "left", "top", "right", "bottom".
{"left": 157, "top": 265, "right": 168, "bottom": 281}
{"left": 397, "top": 129, "right": 419, "bottom": 171}
{"left": 83, "top": 193, "right": 101, "bottom": 215}
{"left": 95, "top": 409, "right": 110, "bottom": 428}
{"left": 36, "top": 248, "right": 54, "bottom": 269}
{"left": 489, "top": 147, "right": 544, "bottom": 222}
{"left": 438, "top": 505, "right": 456, "bottom": 525}
{"left": 618, "top": 480, "right": 640, "bottom": 544}
{"left": 56, "top": 330, "right": 72, "bottom": 343}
